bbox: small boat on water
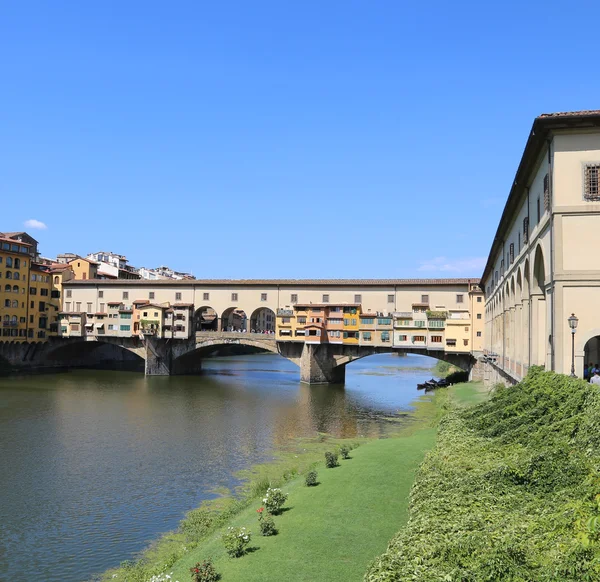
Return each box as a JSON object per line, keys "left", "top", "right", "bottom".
{"left": 417, "top": 378, "right": 450, "bottom": 391}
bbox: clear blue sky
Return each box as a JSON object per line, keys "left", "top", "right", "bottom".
{"left": 2, "top": 1, "right": 598, "bottom": 279}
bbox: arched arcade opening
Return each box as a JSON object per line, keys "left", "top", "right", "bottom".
{"left": 194, "top": 306, "right": 219, "bottom": 331}
{"left": 221, "top": 307, "right": 248, "bottom": 332}
{"left": 250, "top": 307, "right": 276, "bottom": 333}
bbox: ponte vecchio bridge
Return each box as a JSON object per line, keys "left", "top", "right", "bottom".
{"left": 0, "top": 278, "right": 485, "bottom": 383}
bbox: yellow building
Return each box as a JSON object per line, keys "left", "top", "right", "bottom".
{"left": 29, "top": 263, "right": 57, "bottom": 340}
{"left": 342, "top": 304, "right": 360, "bottom": 344}
{"left": 68, "top": 257, "right": 99, "bottom": 280}
{"left": 49, "top": 264, "right": 74, "bottom": 306}
{"left": 276, "top": 308, "right": 295, "bottom": 339}
{"left": 0, "top": 236, "right": 32, "bottom": 340}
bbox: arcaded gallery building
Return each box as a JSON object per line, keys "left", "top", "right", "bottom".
{"left": 482, "top": 110, "right": 600, "bottom": 381}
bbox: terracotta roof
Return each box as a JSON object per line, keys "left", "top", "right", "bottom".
{"left": 0, "top": 236, "right": 32, "bottom": 246}
{"left": 482, "top": 110, "right": 600, "bottom": 283}
{"left": 69, "top": 257, "right": 100, "bottom": 265}
{"left": 63, "top": 278, "right": 477, "bottom": 287}
{"left": 133, "top": 299, "right": 150, "bottom": 304}
{"left": 539, "top": 109, "right": 600, "bottom": 118}
{"left": 172, "top": 303, "right": 193, "bottom": 307}
{"left": 1, "top": 232, "right": 37, "bottom": 244}
{"left": 107, "top": 301, "right": 122, "bottom": 305}
{"left": 49, "top": 264, "right": 71, "bottom": 272}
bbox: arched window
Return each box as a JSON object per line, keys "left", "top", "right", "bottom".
{"left": 12, "top": 285, "right": 19, "bottom": 293}
{"left": 4, "top": 299, "right": 9, "bottom": 307}
{"left": 6, "top": 257, "right": 12, "bottom": 267}
{"left": 4, "top": 284, "right": 10, "bottom": 292}
{"left": 3, "top": 315, "right": 9, "bottom": 322}
{"left": 54, "top": 276, "right": 59, "bottom": 284}
{"left": 14, "top": 258, "right": 20, "bottom": 268}
{"left": 5, "top": 271, "right": 12, "bottom": 279}
{"left": 10, "top": 315, "right": 17, "bottom": 323}
{"left": 13, "top": 272, "right": 19, "bottom": 280}
{"left": 12, "top": 300, "right": 18, "bottom": 308}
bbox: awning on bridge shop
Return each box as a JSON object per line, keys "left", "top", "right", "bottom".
{"left": 85, "top": 322, "right": 94, "bottom": 328}
{"left": 95, "top": 323, "right": 105, "bottom": 329}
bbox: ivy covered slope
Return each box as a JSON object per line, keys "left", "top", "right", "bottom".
{"left": 365, "top": 367, "right": 600, "bottom": 581}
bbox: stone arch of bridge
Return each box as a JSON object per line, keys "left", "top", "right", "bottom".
{"left": 170, "top": 335, "right": 282, "bottom": 373}
{"left": 329, "top": 347, "right": 474, "bottom": 372}
{"left": 43, "top": 338, "right": 145, "bottom": 369}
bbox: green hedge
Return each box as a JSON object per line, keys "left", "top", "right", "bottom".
{"left": 365, "top": 368, "right": 600, "bottom": 581}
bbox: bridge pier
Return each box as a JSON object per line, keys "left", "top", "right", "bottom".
{"left": 300, "top": 344, "right": 346, "bottom": 384}
{"left": 144, "top": 336, "right": 173, "bottom": 375}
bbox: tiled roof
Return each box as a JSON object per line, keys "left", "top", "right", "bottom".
{"left": 539, "top": 110, "right": 600, "bottom": 118}
{"left": 0, "top": 236, "right": 32, "bottom": 246}
{"left": 65, "top": 278, "right": 477, "bottom": 287}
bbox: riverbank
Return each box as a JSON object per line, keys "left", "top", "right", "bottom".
{"left": 102, "top": 381, "right": 487, "bottom": 582}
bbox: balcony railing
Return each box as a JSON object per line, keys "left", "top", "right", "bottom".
{"left": 2, "top": 322, "right": 18, "bottom": 327}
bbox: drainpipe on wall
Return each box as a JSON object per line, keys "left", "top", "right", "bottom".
{"left": 547, "top": 140, "right": 555, "bottom": 371}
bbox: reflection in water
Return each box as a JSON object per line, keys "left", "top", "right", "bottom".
{"left": 0, "top": 353, "right": 435, "bottom": 582}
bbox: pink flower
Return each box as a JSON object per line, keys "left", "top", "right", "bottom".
{"left": 257, "top": 507, "right": 264, "bottom": 513}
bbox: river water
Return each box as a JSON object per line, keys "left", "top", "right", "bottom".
{"left": 0, "top": 353, "right": 437, "bottom": 582}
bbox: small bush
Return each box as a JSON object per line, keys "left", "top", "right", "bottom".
{"left": 257, "top": 507, "right": 278, "bottom": 536}
{"left": 190, "top": 559, "right": 220, "bottom": 582}
{"left": 221, "top": 526, "right": 251, "bottom": 558}
{"left": 262, "top": 487, "right": 288, "bottom": 514}
{"left": 339, "top": 445, "right": 351, "bottom": 459}
{"left": 325, "top": 451, "right": 339, "bottom": 468}
{"left": 305, "top": 470, "right": 318, "bottom": 486}
{"left": 181, "top": 508, "right": 216, "bottom": 541}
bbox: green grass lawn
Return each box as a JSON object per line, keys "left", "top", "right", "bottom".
{"left": 166, "top": 383, "right": 485, "bottom": 582}
{"left": 170, "top": 428, "right": 438, "bottom": 582}
{"left": 450, "top": 380, "right": 488, "bottom": 406}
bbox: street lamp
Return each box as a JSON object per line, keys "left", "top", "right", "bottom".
{"left": 568, "top": 313, "right": 579, "bottom": 377}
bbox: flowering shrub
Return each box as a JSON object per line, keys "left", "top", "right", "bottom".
{"left": 257, "top": 507, "right": 278, "bottom": 536}
{"left": 340, "top": 445, "right": 351, "bottom": 459}
{"left": 325, "top": 451, "right": 339, "bottom": 468}
{"left": 222, "top": 526, "right": 251, "bottom": 557}
{"left": 190, "top": 559, "right": 220, "bottom": 582}
{"left": 305, "top": 470, "right": 318, "bottom": 486}
{"left": 262, "top": 487, "right": 288, "bottom": 514}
